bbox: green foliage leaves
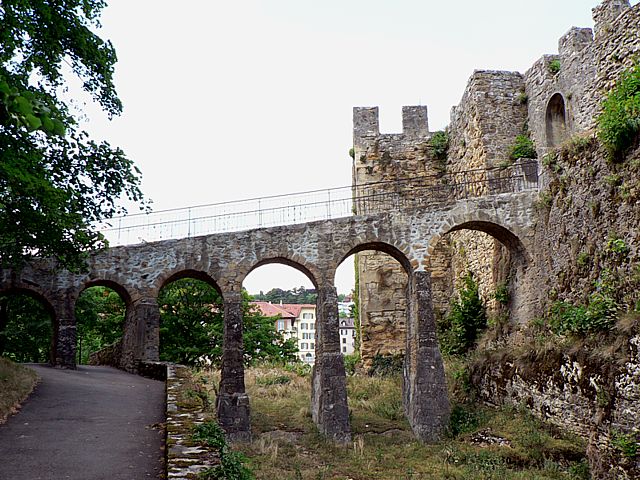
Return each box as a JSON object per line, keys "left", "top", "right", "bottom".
{"left": 429, "top": 130, "right": 449, "bottom": 168}
{"left": 75, "top": 287, "right": 125, "bottom": 364}
{"left": 251, "top": 286, "right": 316, "bottom": 305}
{"left": 0, "top": 1, "right": 145, "bottom": 271}
{"left": 158, "top": 279, "right": 298, "bottom": 366}
{"left": 597, "top": 63, "right": 640, "bottom": 161}
{"left": 509, "top": 134, "right": 537, "bottom": 161}
{"left": 367, "top": 353, "right": 404, "bottom": 377}
{"left": 438, "top": 272, "right": 487, "bottom": 356}
{"left": 193, "top": 421, "right": 255, "bottom": 480}
{"left": 548, "top": 59, "right": 561, "bottom": 75}
{"left": 0, "top": 295, "right": 52, "bottom": 363}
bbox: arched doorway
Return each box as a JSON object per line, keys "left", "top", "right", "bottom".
{"left": 75, "top": 282, "right": 129, "bottom": 365}
{"left": 157, "top": 270, "right": 224, "bottom": 366}
{"left": 0, "top": 289, "right": 55, "bottom": 364}
{"left": 546, "top": 93, "right": 568, "bottom": 148}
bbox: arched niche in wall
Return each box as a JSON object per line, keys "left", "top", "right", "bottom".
{"left": 545, "top": 93, "right": 568, "bottom": 148}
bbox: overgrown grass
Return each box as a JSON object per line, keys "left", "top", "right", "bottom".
{"left": 200, "top": 364, "right": 587, "bottom": 479}
{"left": 0, "top": 357, "right": 38, "bottom": 423}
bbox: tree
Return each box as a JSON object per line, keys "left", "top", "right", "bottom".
{"left": 158, "top": 279, "right": 298, "bottom": 366}
{"left": 0, "top": 0, "right": 145, "bottom": 271}
{"left": 0, "top": 294, "right": 52, "bottom": 363}
{"left": 75, "top": 286, "right": 125, "bottom": 364}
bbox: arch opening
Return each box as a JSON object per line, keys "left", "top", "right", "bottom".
{"left": 158, "top": 274, "right": 224, "bottom": 366}
{"left": 429, "top": 219, "right": 530, "bottom": 356}
{"left": 0, "top": 288, "right": 55, "bottom": 364}
{"left": 336, "top": 248, "right": 409, "bottom": 368}
{"left": 546, "top": 93, "right": 568, "bottom": 148}
{"left": 75, "top": 284, "right": 128, "bottom": 365}
{"left": 243, "top": 259, "right": 317, "bottom": 366}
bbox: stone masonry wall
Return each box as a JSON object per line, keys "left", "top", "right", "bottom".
{"left": 445, "top": 70, "right": 528, "bottom": 317}
{"left": 352, "top": 106, "right": 451, "bottom": 368}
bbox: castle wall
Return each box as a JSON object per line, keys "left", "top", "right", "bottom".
{"left": 352, "top": 106, "right": 450, "bottom": 367}
{"left": 446, "top": 71, "right": 528, "bottom": 314}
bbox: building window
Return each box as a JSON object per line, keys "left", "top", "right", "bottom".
{"left": 310, "top": 343, "right": 314, "bottom": 349}
{"left": 343, "top": 346, "right": 347, "bottom": 353}
{"left": 302, "top": 312, "right": 314, "bottom": 319}
{"left": 276, "top": 319, "right": 285, "bottom": 331}
{"left": 301, "top": 322, "right": 308, "bottom": 330}
{"left": 310, "top": 322, "right": 315, "bottom": 330}
{"left": 301, "top": 342, "right": 308, "bottom": 350}
{"left": 342, "top": 338, "right": 346, "bottom": 344}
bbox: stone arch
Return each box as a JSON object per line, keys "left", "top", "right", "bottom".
{"left": 73, "top": 279, "right": 133, "bottom": 366}
{"left": 242, "top": 256, "right": 320, "bottom": 290}
{"left": 427, "top": 213, "right": 533, "bottom": 325}
{"left": 156, "top": 268, "right": 224, "bottom": 298}
{"left": 76, "top": 279, "right": 133, "bottom": 306}
{"left": 0, "top": 286, "right": 57, "bottom": 364}
{"left": 546, "top": 92, "right": 568, "bottom": 148}
{"left": 337, "top": 241, "right": 413, "bottom": 276}
{"left": 429, "top": 219, "right": 529, "bottom": 267}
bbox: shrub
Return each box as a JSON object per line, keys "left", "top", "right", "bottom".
{"left": 368, "top": 353, "right": 404, "bottom": 377}
{"left": 429, "top": 130, "right": 449, "bottom": 162}
{"left": 449, "top": 404, "right": 480, "bottom": 437}
{"left": 438, "top": 272, "right": 487, "bottom": 355}
{"left": 597, "top": 63, "right": 640, "bottom": 161}
{"left": 493, "top": 283, "right": 509, "bottom": 306}
{"left": 548, "top": 293, "right": 618, "bottom": 336}
{"left": 612, "top": 431, "right": 639, "bottom": 458}
{"left": 193, "top": 421, "right": 255, "bottom": 480}
{"left": 343, "top": 352, "right": 360, "bottom": 375}
{"left": 509, "top": 134, "right": 537, "bottom": 160}
{"left": 548, "top": 59, "right": 561, "bottom": 75}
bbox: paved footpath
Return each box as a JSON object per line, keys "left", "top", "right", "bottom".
{"left": 0, "top": 365, "right": 165, "bottom": 480}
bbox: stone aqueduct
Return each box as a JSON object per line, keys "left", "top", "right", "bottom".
{"left": 0, "top": 190, "right": 537, "bottom": 442}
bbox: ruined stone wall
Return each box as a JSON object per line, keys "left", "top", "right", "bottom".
{"left": 473, "top": 334, "right": 640, "bottom": 479}
{"left": 525, "top": 0, "right": 640, "bottom": 158}
{"left": 449, "top": 70, "right": 528, "bottom": 169}
{"left": 445, "top": 70, "right": 528, "bottom": 313}
{"left": 352, "top": 106, "right": 450, "bottom": 367}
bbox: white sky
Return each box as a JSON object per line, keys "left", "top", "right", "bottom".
{"left": 75, "top": 0, "right": 621, "bottom": 295}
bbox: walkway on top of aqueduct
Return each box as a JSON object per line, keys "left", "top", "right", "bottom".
{"left": 0, "top": 160, "right": 539, "bottom": 443}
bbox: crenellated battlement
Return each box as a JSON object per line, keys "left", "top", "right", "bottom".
{"left": 353, "top": 105, "right": 430, "bottom": 148}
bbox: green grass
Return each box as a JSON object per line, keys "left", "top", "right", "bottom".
{"left": 0, "top": 357, "right": 39, "bottom": 423}
{"left": 200, "top": 365, "right": 587, "bottom": 480}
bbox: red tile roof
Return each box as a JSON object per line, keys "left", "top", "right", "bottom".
{"left": 250, "top": 302, "right": 315, "bottom": 319}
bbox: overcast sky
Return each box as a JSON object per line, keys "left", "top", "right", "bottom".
{"left": 76, "top": 0, "right": 623, "bottom": 295}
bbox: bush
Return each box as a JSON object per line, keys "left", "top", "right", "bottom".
{"left": 438, "top": 273, "right": 487, "bottom": 355}
{"left": 597, "top": 63, "right": 640, "bottom": 161}
{"left": 548, "top": 59, "right": 561, "bottom": 75}
{"left": 429, "top": 130, "right": 449, "bottom": 162}
{"left": 548, "top": 294, "right": 618, "bottom": 335}
{"left": 368, "top": 353, "right": 404, "bottom": 377}
{"left": 509, "top": 134, "right": 537, "bottom": 160}
{"left": 193, "top": 421, "right": 255, "bottom": 480}
{"left": 343, "top": 352, "right": 360, "bottom": 375}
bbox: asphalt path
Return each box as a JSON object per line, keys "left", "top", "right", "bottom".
{"left": 0, "top": 365, "right": 165, "bottom": 480}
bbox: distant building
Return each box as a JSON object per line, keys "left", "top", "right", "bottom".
{"left": 337, "top": 301, "right": 354, "bottom": 317}
{"left": 338, "top": 317, "right": 356, "bottom": 355}
{"left": 250, "top": 301, "right": 317, "bottom": 364}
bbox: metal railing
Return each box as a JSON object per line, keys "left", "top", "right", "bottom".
{"left": 96, "top": 160, "right": 538, "bottom": 246}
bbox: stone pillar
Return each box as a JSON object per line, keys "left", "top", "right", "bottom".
{"left": 53, "top": 294, "right": 76, "bottom": 368}
{"left": 311, "top": 284, "right": 351, "bottom": 443}
{"left": 403, "top": 270, "right": 450, "bottom": 442}
{"left": 217, "top": 292, "right": 251, "bottom": 442}
{"left": 120, "top": 296, "right": 160, "bottom": 373}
